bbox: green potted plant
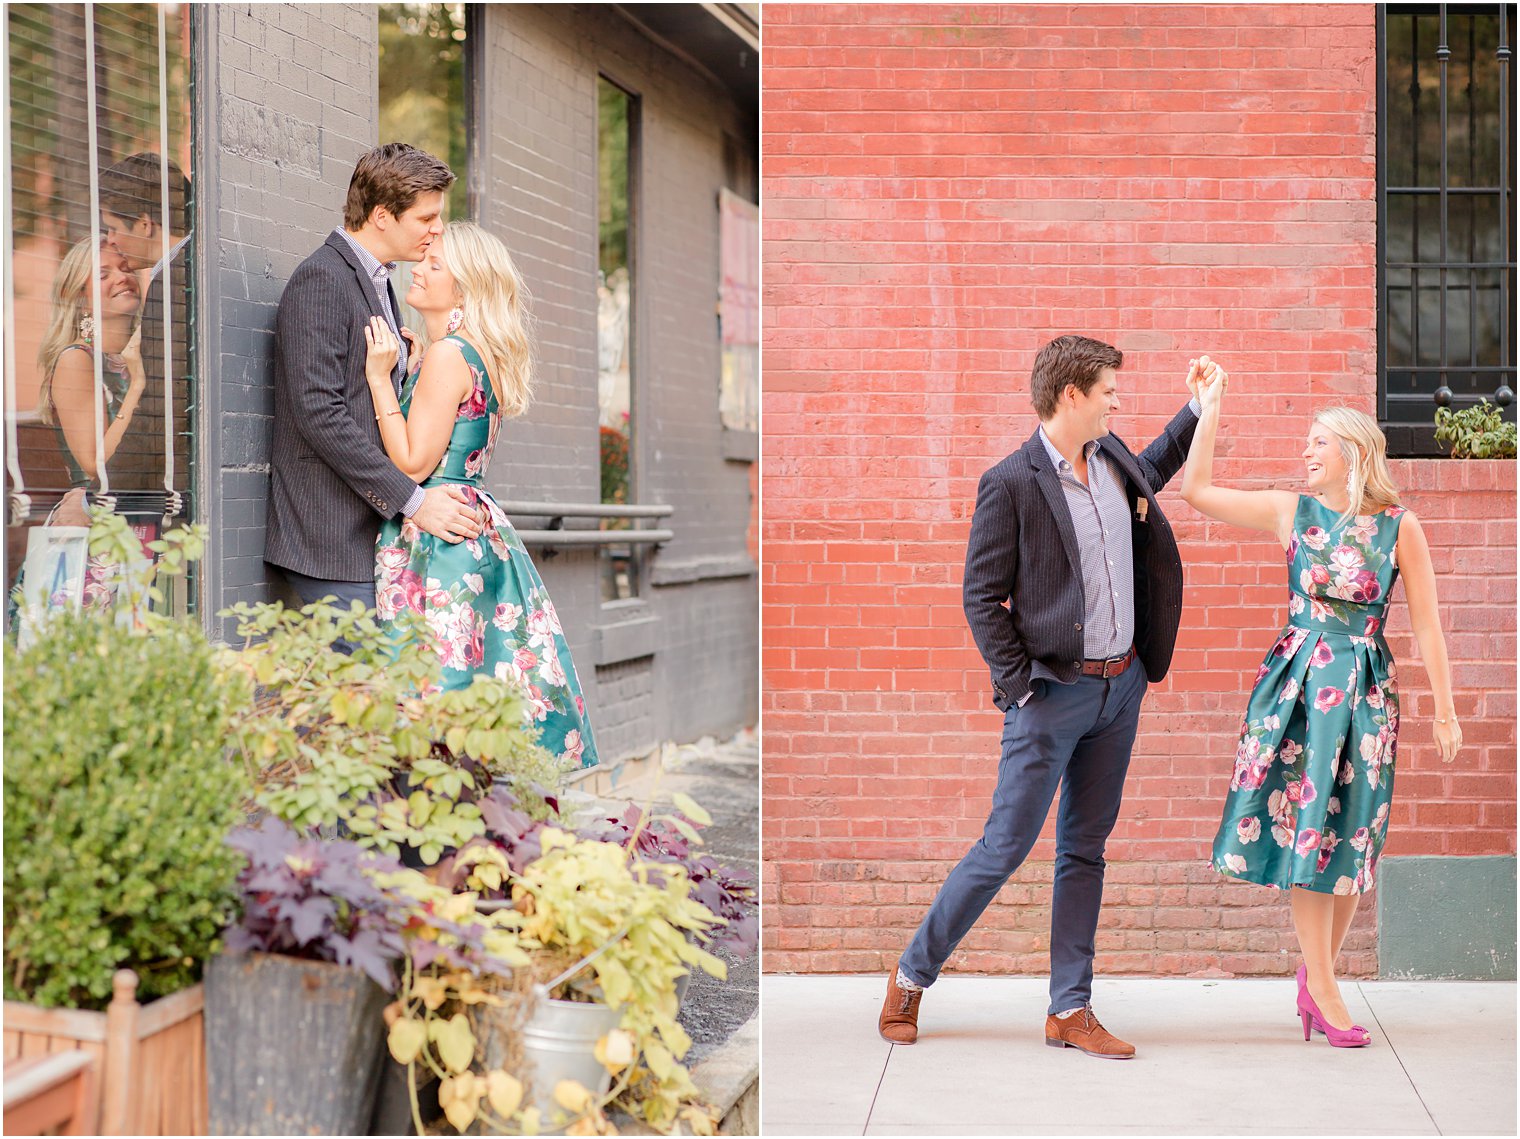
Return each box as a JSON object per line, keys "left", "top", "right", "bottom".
{"left": 218, "top": 598, "right": 567, "bottom": 856}
{"left": 207, "top": 820, "right": 414, "bottom": 1135}
{"left": 3, "top": 514, "right": 235, "bottom": 1135}
{"left": 386, "top": 800, "right": 736, "bottom": 1135}
{"left": 205, "top": 597, "right": 565, "bottom": 1134}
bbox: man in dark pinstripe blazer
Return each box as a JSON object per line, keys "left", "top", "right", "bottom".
{"left": 266, "top": 144, "right": 482, "bottom": 611}
{"left": 880, "top": 335, "right": 1208, "bottom": 1059}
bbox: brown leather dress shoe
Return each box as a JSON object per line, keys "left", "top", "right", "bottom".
{"left": 1044, "top": 1007, "right": 1136, "bottom": 1059}
{"left": 878, "top": 965, "right": 923, "bottom": 1044}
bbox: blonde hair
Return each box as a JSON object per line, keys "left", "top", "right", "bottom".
{"left": 427, "top": 221, "right": 534, "bottom": 418}
{"left": 37, "top": 237, "right": 100, "bottom": 426}
{"left": 1313, "top": 406, "right": 1401, "bottom": 527}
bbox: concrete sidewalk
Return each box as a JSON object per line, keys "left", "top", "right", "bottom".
{"left": 762, "top": 976, "right": 1516, "bottom": 1136}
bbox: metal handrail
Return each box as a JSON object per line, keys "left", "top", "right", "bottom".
{"left": 513, "top": 529, "right": 673, "bottom": 547}
{"left": 499, "top": 500, "right": 673, "bottom": 520}
{"left": 501, "top": 501, "right": 675, "bottom": 552}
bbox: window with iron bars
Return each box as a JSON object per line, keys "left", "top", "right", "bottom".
{"left": 1378, "top": 4, "right": 1517, "bottom": 456}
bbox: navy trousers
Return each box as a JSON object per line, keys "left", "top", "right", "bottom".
{"left": 279, "top": 568, "right": 376, "bottom": 656}
{"left": 280, "top": 567, "right": 376, "bottom": 612}
{"left": 899, "top": 662, "right": 1148, "bottom": 1014}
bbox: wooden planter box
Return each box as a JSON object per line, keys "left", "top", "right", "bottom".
{"left": 3, "top": 969, "right": 206, "bottom": 1135}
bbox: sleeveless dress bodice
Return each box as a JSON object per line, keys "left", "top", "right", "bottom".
{"left": 1211, "top": 495, "right": 1405, "bottom": 895}
{"left": 374, "top": 336, "right": 597, "bottom": 770}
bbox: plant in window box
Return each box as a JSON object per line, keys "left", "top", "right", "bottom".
{"left": 3, "top": 512, "right": 232, "bottom": 1134}
{"left": 600, "top": 422, "right": 630, "bottom": 508}
{"left": 1434, "top": 398, "right": 1518, "bottom": 459}
{"left": 217, "top": 598, "right": 570, "bottom": 866}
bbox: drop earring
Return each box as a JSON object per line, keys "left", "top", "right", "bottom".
{"left": 446, "top": 305, "right": 464, "bottom": 334}
{"left": 78, "top": 315, "right": 95, "bottom": 348}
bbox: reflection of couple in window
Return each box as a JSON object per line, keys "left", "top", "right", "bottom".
{"left": 40, "top": 152, "right": 189, "bottom": 530}
{"left": 264, "top": 143, "right": 598, "bottom": 772}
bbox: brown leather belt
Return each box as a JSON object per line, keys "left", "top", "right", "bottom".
{"left": 1081, "top": 645, "right": 1137, "bottom": 679}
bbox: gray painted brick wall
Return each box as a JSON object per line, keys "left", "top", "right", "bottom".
{"left": 589, "top": 656, "right": 657, "bottom": 768}
{"left": 196, "top": 4, "right": 756, "bottom": 755}
{"left": 200, "top": 3, "right": 378, "bottom": 640}
{"left": 478, "top": 5, "right": 759, "bottom": 757}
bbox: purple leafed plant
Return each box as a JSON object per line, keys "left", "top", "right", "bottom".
{"left": 589, "top": 804, "right": 759, "bottom": 960}
{"left": 224, "top": 817, "right": 413, "bottom": 990}
{"left": 436, "top": 788, "right": 758, "bottom": 959}
{"left": 475, "top": 785, "right": 551, "bottom": 874}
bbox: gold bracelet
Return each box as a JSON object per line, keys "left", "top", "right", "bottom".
{"left": 375, "top": 409, "right": 402, "bottom": 421}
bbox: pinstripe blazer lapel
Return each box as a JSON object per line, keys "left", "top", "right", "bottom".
{"left": 325, "top": 232, "right": 405, "bottom": 394}
{"left": 384, "top": 279, "right": 409, "bottom": 394}
{"left": 1022, "top": 433, "right": 1082, "bottom": 576}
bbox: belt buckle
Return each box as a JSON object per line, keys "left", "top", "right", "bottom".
{"left": 1102, "top": 655, "right": 1118, "bottom": 679}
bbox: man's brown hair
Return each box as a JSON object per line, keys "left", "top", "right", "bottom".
{"left": 1030, "top": 335, "right": 1123, "bottom": 420}
{"left": 100, "top": 152, "right": 189, "bottom": 234}
{"left": 343, "top": 143, "right": 455, "bottom": 230}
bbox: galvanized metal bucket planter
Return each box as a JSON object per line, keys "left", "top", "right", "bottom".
{"left": 476, "top": 990, "right": 623, "bottom": 1117}
{"left": 205, "top": 952, "right": 389, "bottom": 1136}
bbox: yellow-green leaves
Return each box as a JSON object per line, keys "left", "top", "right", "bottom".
{"left": 485, "top": 1069, "right": 524, "bottom": 1119}
{"left": 594, "top": 1029, "right": 636, "bottom": 1073}
{"left": 439, "top": 1072, "right": 479, "bottom": 1132}
{"left": 431, "top": 1012, "right": 477, "bottom": 1074}
{"left": 670, "top": 792, "right": 712, "bottom": 827}
{"left": 642, "top": 1040, "right": 676, "bottom": 1081}
{"left": 386, "top": 1017, "right": 427, "bottom": 1065}
{"left": 553, "top": 1080, "right": 595, "bottom": 1115}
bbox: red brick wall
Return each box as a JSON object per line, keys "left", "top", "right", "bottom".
{"left": 761, "top": 4, "right": 1517, "bottom": 979}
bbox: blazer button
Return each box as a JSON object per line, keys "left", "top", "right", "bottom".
{"left": 1075, "top": 623, "right": 1082, "bottom": 630}
{"left": 1073, "top": 660, "right": 1080, "bottom": 667}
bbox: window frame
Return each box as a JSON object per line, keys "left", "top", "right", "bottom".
{"left": 596, "top": 70, "right": 644, "bottom": 610}
{"left": 1376, "top": 3, "right": 1517, "bottom": 458}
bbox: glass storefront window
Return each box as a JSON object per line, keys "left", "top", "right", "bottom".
{"left": 598, "top": 76, "right": 637, "bottom": 603}
{"left": 720, "top": 188, "right": 759, "bottom": 435}
{"left": 4, "top": 2, "right": 196, "bottom": 630}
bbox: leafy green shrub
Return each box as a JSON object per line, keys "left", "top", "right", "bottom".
{"left": 4, "top": 613, "right": 250, "bottom": 1008}
{"left": 1434, "top": 399, "right": 1518, "bottom": 459}
{"left": 220, "top": 599, "right": 568, "bottom": 864}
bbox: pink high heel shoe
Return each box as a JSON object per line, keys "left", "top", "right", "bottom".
{"left": 1294, "top": 965, "right": 1322, "bottom": 1035}
{"left": 1296, "top": 972, "right": 1371, "bottom": 1048}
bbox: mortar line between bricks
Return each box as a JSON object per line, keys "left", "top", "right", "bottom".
{"left": 1357, "top": 982, "right": 1442, "bottom": 1136}
{"left": 862, "top": 1045, "right": 894, "bottom": 1136}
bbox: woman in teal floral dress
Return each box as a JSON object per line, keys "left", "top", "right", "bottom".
{"left": 1180, "top": 358, "right": 1460, "bottom": 1047}
{"left": 362, "top": 221, "right": 597, "bottom": 771}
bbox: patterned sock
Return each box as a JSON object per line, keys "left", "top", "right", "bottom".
{"left": 1054, "top": 1005, "right": 1087, "bottom": 1019}
{"left": 895, "top": 968, "right": 924, "bottom": 992}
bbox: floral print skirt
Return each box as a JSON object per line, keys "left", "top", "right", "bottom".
{"left": 375, "top": 483, "right": 598, "bottom": 771}
{"left": 1210, "top": 622, "right": 1398, "bottom": 896}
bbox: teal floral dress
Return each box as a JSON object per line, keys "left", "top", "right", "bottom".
{"left": 1211, "top": 496, "right": 1406, "bottom": 895}
{"left": 374, "top": 336, "right": 598, "bottom": 770}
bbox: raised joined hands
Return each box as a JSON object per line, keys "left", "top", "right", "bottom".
{"left": 1186, "top": 355, "right": 1228, "bottom": 412}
